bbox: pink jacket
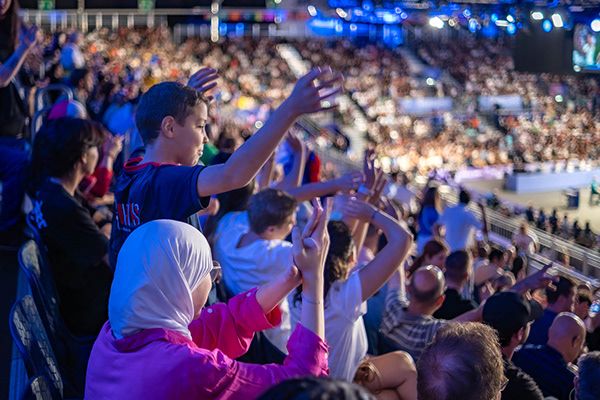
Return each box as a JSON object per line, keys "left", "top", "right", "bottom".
{"left": 85, "top": 289, "right": 329, "bottom": 399}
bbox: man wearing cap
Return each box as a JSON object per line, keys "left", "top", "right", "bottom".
{"left": 483, "top": 291, "right": 544, "bottom": 400}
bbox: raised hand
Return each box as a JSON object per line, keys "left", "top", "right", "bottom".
{"left": 187, "top": 67, "right": 219, "bottom": 95}
{"left": 511, "top": 262, "right": 557, "bottom": 294}
{"left": 103, "top": 134, "right": 124, "bottom": 160}
{"left": 286, "top": 130, "right": 306, "bottom": 155}
{"left": 285, "top": 67, "right": 343, "bottom": 117}
{"left": 19, "top": 24, "right": 39, "bottom": 52}
{"left": 292, "top": 198, "right": 331, "bottom": 279}
{"left": 344, "top": 197, "right": 377, "bottom": 222}
{"left": 333, "top": 171, "right": 364, "bottom": 193}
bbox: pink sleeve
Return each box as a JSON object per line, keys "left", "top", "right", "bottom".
{"left": 188, "top": 288, "right": 282, "bottom": 359}
{"left": 187, "top": 324, "right": 329, "bottom": 399}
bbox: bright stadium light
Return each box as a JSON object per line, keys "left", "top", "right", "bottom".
{"left": 307, "top": 5, "right": 317, "bottom": 17}
{"left": 542, "top": 20, "right": 553, "bottom": 32}
{"left": 336, "top": 8, "right": 348, "bottom": 19}
{"left": 429, "top": 16, "right": 444, "bottom": 29}
{"left": 551, "top": 13, "right": 563, "bottom": 28}
{"left": 495, "top": 20, "right": 509, "bottom": 27}
{"left": 531, "top": 11, "right": 544, "bottom": 21}
{"left": 507, "top": 23, "right": 516, "bottom": 35}
{"left": 591, "top": 19, "right": 600, "bottom": 32}
{"left": 507, "top": 15, "right": 515, "bottom": 23}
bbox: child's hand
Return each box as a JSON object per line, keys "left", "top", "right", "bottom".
{"left": 292, "top": 198, "right": 332, "bottom": 280}
{"left": 187, "top": 67, "right": 219, "bottom": 95}
{"left": 285, "top": 67, "right": 343, "bottom": 117}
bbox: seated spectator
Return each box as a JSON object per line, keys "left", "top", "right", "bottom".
{"left": 526, "top": 276, "right": 576, "bottom": 345}
{"left": 406, "top": 239, "right": 449, "bottom": 277}
{"left": 575, "top": 352, "right": 600, "bottom": 400}
{"left": 109, "top": 67, "right": 342, "bottom": 266}
{"left": 290, "top": 197, "right": 413, "bottom": 388}
{"left": 381, "top": 265, "right": 479, "bottom": 362}
{"left": 258, "top": 377, "right": 375, "bottom": 400}
{"left": 214, "top": 188, "right": 298, "bottom": 352}
{"left": 483, "top": 291, "right": 544, "bottom": 400}
{"left": 28, "top": 117, "right": 113, "bottom": 336}
{"left": 435, "top": 189, "right": 487, "bottom": 252}
{"left": 416, "top": 322, "right": 506, "bottom": 400}
{"left": 514, "top": 312, "right": 586, "bottom": 400}
{"left": 433, "top": 251, "right": 477, "bottom": 320}
{"left": 86, "top": 202, "right": 332, "bottom": 399}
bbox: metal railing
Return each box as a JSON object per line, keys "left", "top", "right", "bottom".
{"left": 30, "top": 84, "right": 74, "bottom": 142}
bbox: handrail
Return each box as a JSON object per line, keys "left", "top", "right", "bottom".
{"left": 31, "top": 85, "right": 74, "bottom": 141}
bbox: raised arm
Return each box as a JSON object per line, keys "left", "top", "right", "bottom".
{"left": 285, "top": 171, "right": 363, "bottom": 202}
{"left": 0, "top": 25, "right": 38, "bottom": 88}
{"left": 345, "top": 199, "right": 413, "bottom": 302}
{"left": 196, "top": 68, "right": 342, "bottom": 197}
{"left": 273, "top": 132, "right": 307, "bottom": 191}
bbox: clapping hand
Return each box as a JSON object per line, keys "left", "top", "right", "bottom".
{"left": 187, "top": 67, "right": 219, "bottom": 96}
{"left": 285, "top": 67, "right": 343, "bottom": 117}
{"left": 292, "top": 198, "right": 332, "bottom": 280}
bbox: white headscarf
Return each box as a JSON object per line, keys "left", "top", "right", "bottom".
{"left": 109, "top": 220, "right": 213, "bottom": 339}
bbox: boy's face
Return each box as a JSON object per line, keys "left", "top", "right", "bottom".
{"left": 173, "top": 103, "right": 209, "bottom": 166}
{"left": 267, "top": 213, "right": 297, "bottom": 241}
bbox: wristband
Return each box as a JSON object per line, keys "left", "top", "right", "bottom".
{"left": 357, "top": 184, "right": 373, "bottom": 197}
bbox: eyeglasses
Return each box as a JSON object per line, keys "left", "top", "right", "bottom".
{"left": 210, "top": 261, "right": 222, "bottom": 283}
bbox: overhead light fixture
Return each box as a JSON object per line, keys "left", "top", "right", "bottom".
{"left": 507, "top": 15, "right": 515, "bottom": 23}
{"left": 429, "top": 16, "right": 444, "bottom": 29}
{"left": 542, "top": 19, "right": 553, "bottom": 32}
{"left": 591, "top": 19, "right": 600, "bottom": 32}
{"left": 307, "top": 5, "right": 317, "bottom": 17}
{"left": 551, "top": 13, "right": 563, "bottom": 28}
{"left": 336, "top": 8, "right": 348, "bottom": 19}
{"left": 531, "top": 11, "right": 544, "bottom": 21}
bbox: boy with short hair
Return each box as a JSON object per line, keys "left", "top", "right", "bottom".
{"left": 213, "top": 188, "right": 299, "bottom": 352}
{"left": 109, "top": 67, "right": 342, "bottom": 266}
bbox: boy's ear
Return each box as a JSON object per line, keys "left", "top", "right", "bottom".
{"left": 161, "top": 116, "right": 177, "bottom": 139}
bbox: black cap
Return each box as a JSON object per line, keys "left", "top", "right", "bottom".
{"left": 483, "top": 292, "right": 542, "bottom": 344}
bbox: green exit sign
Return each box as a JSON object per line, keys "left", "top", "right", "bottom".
{"left": 38, "top": 0, "right": 54, "bottom": 10}
{"left": 138, "top": 0, "right": 155, "bottom": 11}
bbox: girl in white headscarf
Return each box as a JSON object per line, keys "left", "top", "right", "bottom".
{"left": 86, "top": 199, "right": 331, "bottom": 400}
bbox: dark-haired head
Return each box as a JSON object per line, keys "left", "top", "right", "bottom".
{"left": 408, "top": 239, "right": 449, "bottom": 277}
{"left": 458, "top": 189, "right": 471, "bottom": 205}
{"left": 135, "top": 81, "right": 209, "bottom": 146}
{"left": 0, "top": 0, "right": 19, "bottom": 54}
{"left": 29, "top": 117, "right": 105, "bottom": 192}
{"left": 547, "top": 276, "right": 576, "bottom": 312}
{"left": 257, "top": 377, "right": 375, "bottom": 400}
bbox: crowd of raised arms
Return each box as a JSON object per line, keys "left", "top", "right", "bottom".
{"left": 1, "top": 4, "right": 600, "bottom": 399}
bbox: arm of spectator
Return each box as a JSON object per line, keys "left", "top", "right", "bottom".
{"left": 273, "top": 132, "right": 307, "bottom": 192}
{"left": 453, "top": 302, "right": 485, "bottom": 322}
{"left": 196, "top": 68, "right": 342, "bottom": 197}
{"left": 189, "top": 288, "right": 282, "bottom": 359}
{"left": 345, "top": 199, "right": 413, "bottom": 302}
{"left": 478, "top": 202, "right": 489, "bottom": 240}
{"left": 255, "top": 153, "right": 276, "bottom": 190}
{"left": 510, "top": 263, "right": 555, "bottom": 295}
{"left": 0, "top": 25, "right": 38, "bottom": 88}
{"left": 284, "top": 172, "right": 363, "bottom": 202}
{"left": 255, "top": 266, "right": 302, "bottom": 314}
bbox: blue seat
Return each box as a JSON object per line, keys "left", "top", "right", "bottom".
{"left": 21, "top": 376, "right": 54, "bottom": 400}
{"left": 9, "top": 296, "right": 63, "bottom": 399}
{"left": 18, "top": 239, "right": 93, "bottom": 397}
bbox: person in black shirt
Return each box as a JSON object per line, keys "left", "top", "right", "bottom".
{"left": 433, "top": 250, "right": 477, "bottom": 320}
{"left": 483, "top": 291, "right": 544, "bottom": 400}
{"left": 575, "top": 352, "right": 600, "bottom": 400}
{"left": 29, "top": 118, "right": 113, "bottom": 336}
{"left": 513, "top": 312, "right": 586, "bottom": 400}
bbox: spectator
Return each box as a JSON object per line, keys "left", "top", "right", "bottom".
{"left": 86, "top": 202, "right": 332, "bottom": 399}
{"left": 482, "top": 291, "right": 544, "bottom": 400}
{"left": 406, "top": 239, "right": 449, "bottom": 277}
{"left": 433, "top": 251, "right": 477, "bottom": 320}
{"left": 511, "top": 255, "right": 528, "bottom": 281}
{"left": 549, "top": 209, "right": 559, "bottom": 235}
{"left": 416, "top": 186, "right": 441, "bottom": 253}
{"left": 214, "top": 188, "right": 298, "bottom": 353}
{"left": 60, "top": 31, "right": 85, "bottom": 71}
{"left": 291, "top": 196, "right": 413, "bottom": 386}
{"left": 474, "top": 248, "right": 504, "bottom": 294}
{"left": 28, "top": 118, "right": 112, "bottom": 336}
{"left": 512, "top": 221, "right": 538, "bottom": 255}
{"left": 536, "top": 208, "right": 547, "bottom": 231}
{"left": 416, "top": 322, "right": 506, "bottom": 400}
{"left": 381, "top": 265, "right": 479, "bottom": 362}
{"left": 0, "top": 2, "right": 39, "bottom": 243}
{"left": 435, "top": 189, "right": 487, "bottom": 252}
{"left": 574, "top": 290, "right": 592, "bottom": 321}
{"left": 514, "top": 313, "right": 586, "bottom": 400}
{"left": 258, "top": 377, "right": 375, "bottom": 400}
{"left": 575, "top": 352, "right": 600, "bottom": 400}
{"left": 526, "top": 276, "right": 576, "bottom": 345}
{"left": 108, "top": 67, "right": 342, "bottom": 267}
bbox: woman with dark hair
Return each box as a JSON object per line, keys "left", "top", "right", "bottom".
{"left": 416, "top": 186, "right": 442, "bottom": 253}
{"left": 290, "top": 199, "right": 416, "bottom": 399}
{"left": 258, "top": 377, "right": 375, "bottom": 400}
{"left": 406, "top": 239, "right": 449, "bottom": 278}
{"left": 0, "top": 0, "right": 40, "bottom": 242}
{"left": 28, "top": 118, "right": 113, "bottom": 337}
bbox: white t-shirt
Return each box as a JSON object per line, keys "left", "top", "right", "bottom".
{"left": 438, "top": 204, "right": 483, "bottom": 251}
{"left": 213, "top": 211, "right": 293, "bottom": 353}
{"left": 290, "top": 271, "right": 368, "bottom": 381}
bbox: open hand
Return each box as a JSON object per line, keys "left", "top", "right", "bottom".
{"left": 344, "top": 197, "right": 377, "bottom": 222}
{"left": 285, "top": 67, "right": 343, "bottom": 117}
{"left": 187, "top": 67, "right": 219, "bottom": 95}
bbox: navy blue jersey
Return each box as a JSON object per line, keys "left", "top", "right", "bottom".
{"left": 109, "top": 157, "right": 210, "bottom": 267}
